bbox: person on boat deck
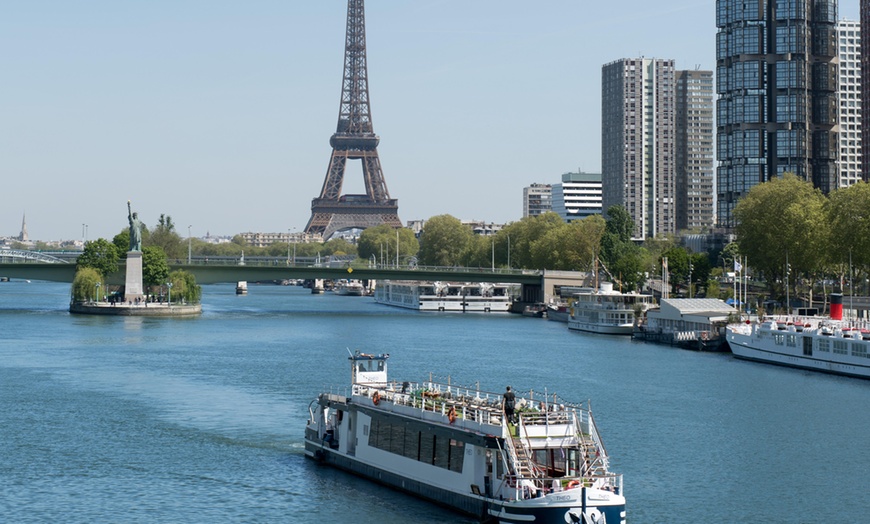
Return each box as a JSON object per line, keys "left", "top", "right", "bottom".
{"left": 503, "top": 386, "right": 516, "bottom": 424}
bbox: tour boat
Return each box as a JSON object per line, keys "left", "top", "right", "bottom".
{"left": 567, "top": 283, "right": 656, "bottom": 335}
{"left": 373, "top": 280, "right": 514, "bottom": 313}
{"left": 726, "top": 295, "right": 870, "bottom": 379}
{"left": 334, "top": 279, "right": 365, "bottom": 296}
{"left": 304, "top": 351, "right": 626, "bottom": 524}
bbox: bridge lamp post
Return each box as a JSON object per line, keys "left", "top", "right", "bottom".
{"left": 188, "top": 225, "right": 192, "bottom": 264}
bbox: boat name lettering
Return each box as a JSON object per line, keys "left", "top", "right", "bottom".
{"left": 587, "top": 493, "right": 612, "bottom": 501}
{"left": 551, "top": 495, "right": 573, "bottom": 502}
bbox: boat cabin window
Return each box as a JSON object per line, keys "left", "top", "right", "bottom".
{"left": 356, "top": 360, "right": 384, "bottom": 372}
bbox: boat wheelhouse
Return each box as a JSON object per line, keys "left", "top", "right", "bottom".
{"left": 567, "top": 283, "right": 656, "bottom": 336}
{"left": 304, "top": 351, "right": 626, "bottom": 523}
{"left": 374, "top": 280, "right": 514, "bottom": 313}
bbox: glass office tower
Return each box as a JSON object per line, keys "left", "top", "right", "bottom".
{"left": 716, "top": 0, "right": 838, "bottom": 228}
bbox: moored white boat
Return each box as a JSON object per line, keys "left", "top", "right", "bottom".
{"left": 305, "top": 351, "right": 626, "bottom": 523}
{"left": 374, "top": 280, "right": 514, "bottom": 313}
{"left": 726, "top": 295, "right": 870, "bottom": 379}
{"left": 334, "top": 279, "right": 365, "bottom": 296}
{"left": 567, "top": 283, "right": 655, "bottom": 335}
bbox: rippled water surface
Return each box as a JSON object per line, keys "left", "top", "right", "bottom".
{"left": 2, "top": 281, "right": 870, "bottom": 523}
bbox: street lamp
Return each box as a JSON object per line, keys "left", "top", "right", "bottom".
{"left": 188, "top": 225, "right": 192, "bottom": 264}
{"left": 292, "top": 227, "right": 297, "bottom": 265}
{"left": 166, "top": 282, "right": 173, "bottom": 305}
{"left": 507, "top": 234, "right": 511, "bottom": 269}
{"left": 95, "top": 282, "right": 100, "bottom": 303}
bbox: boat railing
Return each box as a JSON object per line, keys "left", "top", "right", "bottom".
{"left": 351, "top": 381, "right": 591, "bottom": 431}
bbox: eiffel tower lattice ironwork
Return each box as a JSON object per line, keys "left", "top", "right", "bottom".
{"left": 304, "top": 0, "right": 401, "bottom": 239}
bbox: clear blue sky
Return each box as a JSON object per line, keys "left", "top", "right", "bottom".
{"left": 1, "top": 1, "right": 860, "bottom": 241}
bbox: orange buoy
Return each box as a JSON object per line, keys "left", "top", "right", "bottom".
{"left": 372, "top": 391, "right": 380, "bottom": 406}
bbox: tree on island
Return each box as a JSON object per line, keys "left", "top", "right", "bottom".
{"left": 71, "top": 267, "right": 103, "bottom": 303}
{"left": 168, "top": 269, "right": 201, "bottom": 304}
{"left": 142, "top": 246, "right": 171, "bottom": 290}
{"left": 76, "top": 238, "right": 120, "bottom": 277}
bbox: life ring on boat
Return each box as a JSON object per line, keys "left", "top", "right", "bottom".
{"left": 372, "top": 391, "right": 380, "bottom": 406}
{"left": 566, "top": 480, "right": 581, "bottom": 489}
{"left": 447, "top": 406, "right": 457, "bottom": 424}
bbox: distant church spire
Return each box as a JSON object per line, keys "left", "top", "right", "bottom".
{"left": 19, "top": 212, "right": 28, "bottom": 242}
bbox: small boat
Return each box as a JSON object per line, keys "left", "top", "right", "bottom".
{"left": 546, "top": 303, "right": 571, "bottom": 323}
{"left": 305, "top": 351, "right": 626, "bottom": 523}
{"left": 567, "top": 283, "right": 655, "bottom": 335}
{"left": 235, "top": 281, "right": 248, "bottom": 295}
{"left": 522, "top": 303, "right": 547, "bottom": 318}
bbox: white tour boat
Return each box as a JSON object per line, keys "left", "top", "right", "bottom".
{"left": 726, "top": 294, "right": 870, "bottom": 379}
{"left": 334, "top": 279, "right": 365, "bottom": 296}
{"left": 567, "top": 283, "right": 656, "bottom": 335}
{"left": 305, "top": 351, "right": 626, "bottom": 524}
{"left": 374, "top": 280, "right": 514, "bottom": 313}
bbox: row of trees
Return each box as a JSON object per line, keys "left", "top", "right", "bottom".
{"left": 734, "top": 175, "right": 870, "bottom": 302}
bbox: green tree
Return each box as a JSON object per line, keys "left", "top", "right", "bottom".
{"left": 168, "top": 269, "right": 201, "bottom": 304}
{"left": 142, "top": 246, "right": 170, "bottom": 288}
{"left": 76, "top": 238, "right": 120, "bottom": 277}
{"left": 418, "top": 215, "right": 474, "bottom": 267}
{"left": 734, "top": 173, "right": 828, "bottom": 297}
{"left": 502, "top": 212, "right": 564, "bottom": 269}
{"left": 358, "top": 225, "right": 419, "bottom": 264}
{"left": 112, "top": 230, "right": 130, "bottom": 258}
{"left": 148, "top": 214, "right": 184, "bottom": 260}
{"left": 322, "top": 237, "right": 358, "bottom": 257}
{"left": 71, "top": 267, "right": 102, "bottom": 302}
{"left": 827, "top": 181, "right": 870, "bottom": 275}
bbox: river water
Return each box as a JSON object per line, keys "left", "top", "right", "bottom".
{"left": 2, "top": 280, "right": 870, "bottom": 523}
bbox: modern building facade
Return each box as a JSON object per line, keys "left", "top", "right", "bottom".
{"left": 716, "top": 0, "right": 839, "bottom": 228}
{"left": 602, "top": 58, "right": 676, "bottom": 239}
{"left": 552, "top": 172, "right": 603, "bottom": 223}
{"left": 863, "top": 0, "right": 870, "bottom": 179}
{"left": 522, "top": 183, "right": 552, "bottom": 218}
{"left": 675, "top": 70, "right": 716, "bottom": 231}
{"left": 837, "top": 19, "right": 862, "bottom": 187}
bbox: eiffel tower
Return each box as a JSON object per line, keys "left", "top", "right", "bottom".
{"left": 304, "top": 0, "right": 402, "bottom": 239}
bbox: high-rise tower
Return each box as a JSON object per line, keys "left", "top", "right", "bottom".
{"left": 836, "top": 19, "right": 862, "bottom": 187}
{"left": 676, "top": 70, "right": 715, "bottom": 232}
{"left": 304, "top": 0, "right": 401, "bottom": 239}
{"left": 602, "top": 58, "right": 676, "bottom": 239}
{"left": 862, "top": 0, "right": 870, "bottom": 179}
{"left": 716, "top": 0, "right": 839, "bottom": 228}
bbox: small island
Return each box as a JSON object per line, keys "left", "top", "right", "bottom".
{"left": 69, "top": 201, "right": 202, "bottom": 317}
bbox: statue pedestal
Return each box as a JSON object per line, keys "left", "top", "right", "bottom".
{"left": 125, "top": 251, "right": 145, "bottom": 303}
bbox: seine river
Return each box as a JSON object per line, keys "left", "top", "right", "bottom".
{"left": 3, "top": 280, "right": 870, "bottom": 523}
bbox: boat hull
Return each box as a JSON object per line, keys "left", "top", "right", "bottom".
{"left": 568, "top": 319, "right": 634, "bottom": 336}
{"left": 304, "top": 436, "right": 625, "bottom": 524}
{"left": 727, "top": 323, "right": 870, "bottom": 379}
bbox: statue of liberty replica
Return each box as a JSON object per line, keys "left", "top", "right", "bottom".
{"left": 128, "top": 200, "right": 143, "bottom": 252}
{"left": 124, "top": 200, "right": 145, "bottom": 302}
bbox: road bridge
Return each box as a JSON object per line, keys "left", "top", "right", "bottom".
{"left": 0, "top": 260, "right": 589, "bottom": 304}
